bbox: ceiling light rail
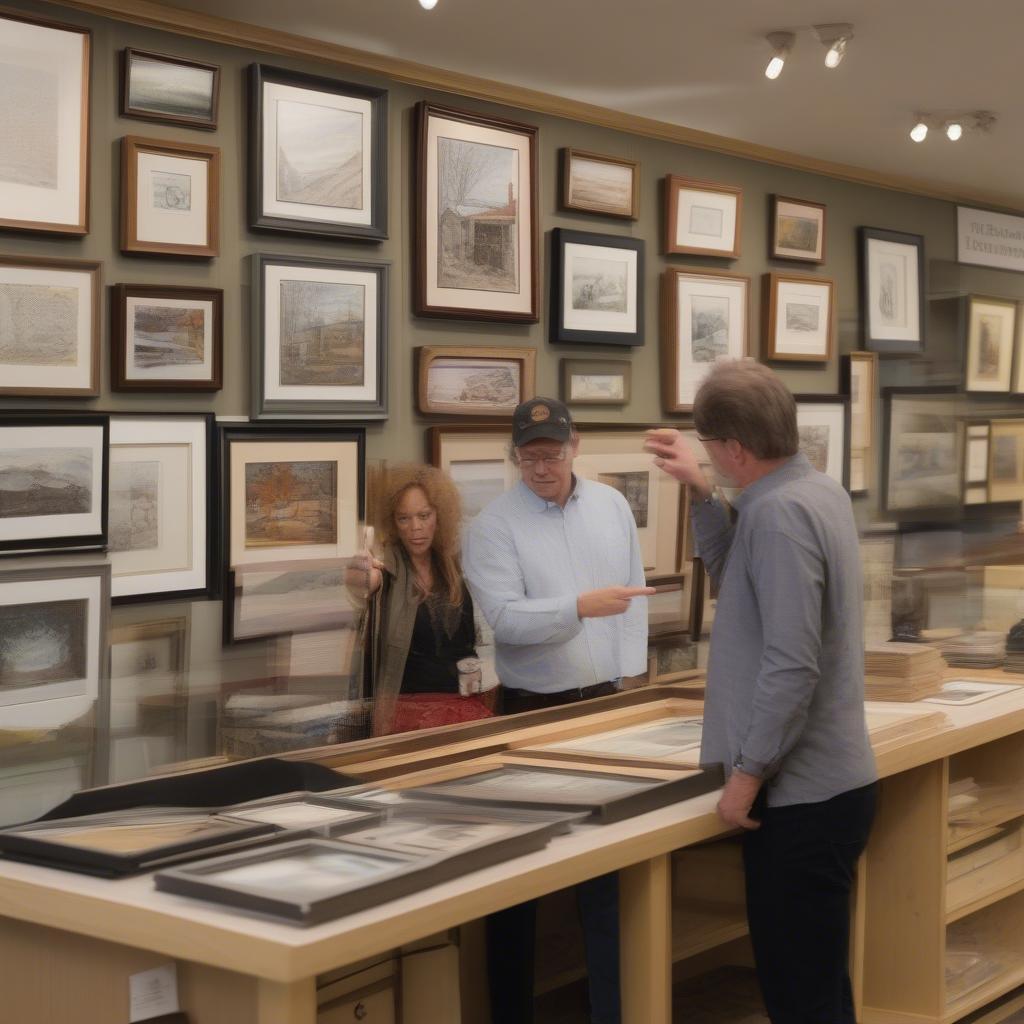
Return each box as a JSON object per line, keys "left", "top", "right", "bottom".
{"left": 762, "top": 23, "right": 854, "bottom": 79}
{"left": 908, "top": 111, "right": 997, "bottom": 143}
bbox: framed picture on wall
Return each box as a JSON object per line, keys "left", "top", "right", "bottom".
{"left": 859, "top": 227, "right": 925, "bottom": 355}
{"left": 987, "top": 419, "right": 1024, "bottom": 504}
{"left": 248, "top": 64, "right": 387, "bottom": 241}
{"left": 120, "top": 136, "right": 220, "bottom": 257}
{"left": 111, "top": 284, "right": 222, "bottom": 392}
{"left": 0, "top": 256, "right": 100, "bottom": 397}
{"left": 429, "top": 424, "right": 517, "bottom": 527}
{"left": 664, "top": 176, "right": 742, "bottom": 258}
{"left": 0, "top": 11, "right": 90, "bottom": 235}
{"left": 842, "top": 352, "right": 878, "bottom": 495}
{"left": 560, "top": 359, "right": 631, "bottom": 406}
{"left": 0, "top": 414, "right": 108, "bottom": 555}
{"left": 416, "top": 346, "right": 536, "bottom": 417}
{"left": 763, "top": 271, "right": 835, "bottom": 363}
{"left": 661, "top": 267, "right": 750, "bottom": 413}
{"left": 415, "top": 102, "right": 539, "bottom": 322}
{"left": 561, "top": 149, "right": 640, "bottom": 220}
{"left": 965, "top": 294, "right": 1016, "bottom": 393}
{"left": 251, "top": 254, "right": 388, "bottom": 420}
{"left": 121, "top": 49, "right": 220, "bottom": 130}
{"left": 550, "top": 228, "right": 644, "bottom": 346}
{"left": 770, "top": 195, "right": 826, "bottom": 263}
{"left": 794, "top": 395, "right": 850, "bottom": 490}
{"left": 963, "top": 421, "right": 991, "bottom": 505}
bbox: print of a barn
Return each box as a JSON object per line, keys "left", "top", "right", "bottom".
{"left": 440, "top": 183, "right": 517, "bottom": 276}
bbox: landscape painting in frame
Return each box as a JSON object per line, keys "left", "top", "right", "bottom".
{"left": 416, "top": 102, "right": 538, "bottom": 322}
{"left": 0, "top": 12, "right": 90, "bottom": 235}
{"left": 417, "top": 346, "right": 535, "bottom": 416}
{"left": 561, "top": 359, "right": 630, "bottom": 406}
{"left": 860, "top": 227, "right": 925, "bottom": 354}
{"left": 122, "top": 49, "right": 219, "bottom": 129}
{"left": 447, "top": 460, "right": 509, "bottom": 523}
{"left": 764, "top": 271, "right": 834, "bottom": 362}
{"left": 0, "top": 256, "right": 100, "bottom": 396}
{"left": 794, "top": 397, "right": 848, "bottom": 488}
{"left": 0, "top": 416, "right": 108, "bottom": 553}
{"left": 562, "top": 149, "right": 638, "bottom": 219}
{"left": 249, "top": 64, "right": 387, "bottom": 240}
{"left": 771, "top": 195, "right": 825, "bottom": 263}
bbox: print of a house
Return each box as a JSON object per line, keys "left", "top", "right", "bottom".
{"left": 440, "top": 182, "right": 516, "bottom": 273}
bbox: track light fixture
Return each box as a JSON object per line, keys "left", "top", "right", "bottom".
{"left": 909, "top": 122, "right": 928, "bottom": 143}
{"left": 764, "top": 32, "right": 794, "bottom": 80}
{"left": 814, "top": 24, "right": 854, "bottom": 68}
{"left": 418, "top": 0, "right": 438, "bottom": 9}
{"left": 946, "top": 122, "right": 963, "bottom": 142}
{"left": 908, "top": 111, "right": 997, "bottom": 143}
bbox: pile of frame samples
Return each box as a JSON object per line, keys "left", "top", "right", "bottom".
{"left": 938, "top": 632, "right": 1008, "bottom": 670}
{"left": 864, "top": 642, "right": 946, "bottom": 700}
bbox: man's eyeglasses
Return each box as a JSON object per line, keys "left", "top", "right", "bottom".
{"left": 697, "top": 435, "right": 729, "bottom": 444}
{"left": 514, "top": 445, "right": 569, "bottom": 469}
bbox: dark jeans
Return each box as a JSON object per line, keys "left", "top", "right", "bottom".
{"left": 743, "top": 781, "right": 878, "bottom": 1024}
{"left": 486, "top": 871, "right": 620, "bottom": 1024}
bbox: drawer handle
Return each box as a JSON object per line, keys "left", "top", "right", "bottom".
{"left": 354, "top": 1002, "right": 367, "bottom": 1021}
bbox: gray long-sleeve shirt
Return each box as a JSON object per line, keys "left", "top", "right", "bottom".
{"left": 692, "top": 452, "right": 877, "bottom": 807}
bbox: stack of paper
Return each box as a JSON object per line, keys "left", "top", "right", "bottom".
{"left": 864, "top": 642, "right": 946, "bottom": 700}
{"left": 1004, "top": 620, "right": 1024, "bottom": 675}
{"left": 938, "top": 632, "right": 1007, "bottom": 669}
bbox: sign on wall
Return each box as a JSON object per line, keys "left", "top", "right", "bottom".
{"left": 958, "top": 206, "right": 1024, "bottom": 273}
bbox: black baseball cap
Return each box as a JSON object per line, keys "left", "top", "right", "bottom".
{"left": 512, "top": 397, "right": 574, "bottom": 447}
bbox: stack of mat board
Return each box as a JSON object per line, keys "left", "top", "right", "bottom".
{"left": 1005, "top": 620, "right": 1024, "bottom": 675}
{"left": 938, "top": 632, "right": 1007, "bottom": 670}
{"left": 864, "top": 642, "right": 945, "bottom": 700}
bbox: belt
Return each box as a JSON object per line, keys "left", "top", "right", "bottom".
{"left": 502, "top": 681, "right": 619, "bottom": 712}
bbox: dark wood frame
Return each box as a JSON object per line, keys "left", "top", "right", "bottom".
{"left": 251, "top": 253, "right": 389, "bottom": 421}
{"left": 120, "top": 48, "right": 220, "bottom": 130}
{"left": 962, "top": 419, "right": 992, "bottom": 503}
{"left": 0, "top": 413, "right": 109, "bottom": 554}
{"left": 763, "top": 270, "right": 836, "bottom": 363}
{"left": 248, "top": 64, "right": 388, "bottom": 241}
{"left": 110, "top": 284, "right": 222, "bottom": 392}
{"left": 842, "top": 351, "right": 878, "bottom": 496}
{"left": 120, "top": 135, "right": 221, "bottom": 257}
{"left": 794, "top": 393, "right": 852, "bottom": 491}
{"left": 560, "top": 358, "right": 632, "bottom": 406}
{"left": 859, "top": 227, "right": 926, "bottom": 355}
{"left": 0, "top": 255, "right": 101, "bottom": 396}
{"left": 561, "top": 148, "right": 640, "bottom": 220}
{"left": 414, "top": 101, "right": 539, "bottom": 323}
{"left": 550, "top": 228, "right": 644, "bottom": 346}
{"left": 965, "top": 294, "right": 1017, "bottom": 394}
{"left": 416, "top": 345, "right": 536, "bottom": 416}
{"left": 664, "top": 175, "right": 742, "bottom": 258}
{"left": 661, "top": 266, "right": 751, "bottom": 413}
{"left": 770, "top": 194, "right": 827, "bottom": 264}
{"left": 0, "top": 10, "right": 90, "bottom": 236}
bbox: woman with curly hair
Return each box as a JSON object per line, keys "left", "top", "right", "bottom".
{"left": 353, "top": 463, "right": 497, "bottom": 736}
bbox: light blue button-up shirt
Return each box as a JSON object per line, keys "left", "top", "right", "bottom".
{"left": 463, "top": 477, "right": 648, "bottom": 694}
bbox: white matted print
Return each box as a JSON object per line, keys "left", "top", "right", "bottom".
{"left": 795, "top": 400, "right": 847, "bottom": 488}
{"left": 766, "top": 273, "right": 834, "bottom": 362}
{"left": 860, "top": 228, "right": 924, "bottom": 354}
{"left": 124, "top": 293, "right": 215, "bottom": 383}
{"left": 563, "top": 241, "right": 638, "bottom": 336}
{"left": 966, "top": 295, "right": 1015, "bottom": 393}
{"left": 447, "top": 459, "right": 514, "bottom": 522}
{"left": 965, "top": 424, "right": 990, "bottom": 486}
{"left": 924, "top": 679, "right": 1022, "bottom": 706}
{"left": 666, "top": 176, "right": 741, "bottom": 257}
{"left": 135, "top": 150, "right": 209, "bottom": 248}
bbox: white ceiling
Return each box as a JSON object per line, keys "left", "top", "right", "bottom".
{"left": 169, "top": 0, "right": 1023, "bottom": 207}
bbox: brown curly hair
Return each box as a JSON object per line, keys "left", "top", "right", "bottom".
{"left": 369, "top": 463, "right": 465, "bottom": 606}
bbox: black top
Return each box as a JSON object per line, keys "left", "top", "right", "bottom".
{"left": 400, "top": 589, "right": 478, "bottom": 695}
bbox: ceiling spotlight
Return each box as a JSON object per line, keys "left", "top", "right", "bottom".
{"left": 909, "top": 122, "right": 929, "bottom": 143}
{"left": 814, "top": 23, "right": 854, "bottom": 68}
{"left": 946, "top": 121, "right": 963, "bottom": 141}
{"left": 764, "top": 32, "right": 794, "bottom": 80}
{"left": 418, "top": 0, "right": 438, "bottom": 8}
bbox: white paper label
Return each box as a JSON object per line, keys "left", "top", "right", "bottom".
{"left": 129, "top": 964, "right": 180, "bottom": 1022}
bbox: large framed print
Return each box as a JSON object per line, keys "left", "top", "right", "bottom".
{"left": 109, "top": 414, "right": 212, "bottom": 603}
{"left": 221, "top": 424, "right": 365, "bottom": 571}
{"left": 661, "top": 267, "right": 750, "bottom": 413}
{"left": 562, "top": 148, "right": 639, "bottom": 220}
{"left": 965, "top": 295, "right": 1016, "bottom": 393}
{"left": 0, "top": 11, "right": 89, "bottom": 235}
{"left": 0, "top": 255, "right": 100, "bottom": 396}
{"left": 248, "top": 64, "right": 387, "bottom": 241}
{"left": 0, "top": 414, "right": 108, "bottom": 554}
{"left": 561, "top": 359, "right": 631, "bottom": 407}
{"left": 794, "top": 395, "right": 850, "bottom": 489}
{"left": 111, "top": 284, "right": 222, "bottom": 392}
{"left": 252, "top": 254, "right": 388, "bottom": 420}
{"left": 859, "top": 227, "right": 925, "bottom": 354}
{"left": 770, "top": 195, "right": 826, "bottom": 263}
{"left": 843, "top": 352, "right": 878, "bottom": 495}
{"left": 415, "top": 102, "right": 538, "bottom": 323}
{"left": 665, "top": 175, "right": 741, "bottom": 258}
{"left": 416, "top": 346, "right": 535, "bottom": 416}
{"left": 121, "top": 136, "right": 220, "bottom": 258}
{"left": 121, "top": 48, "right": 220, "bottom": 130}
{"left": 988, "top": 419, "right": 1024, "bottom": 504}
{"left": 764, "top": 271, "right": 835, "bottom": 362}
{"left": 550, "top": 228, "right": 643, "bottom": 346}
{"left": 882, "top": 388, "right": 962, "bottom": 514}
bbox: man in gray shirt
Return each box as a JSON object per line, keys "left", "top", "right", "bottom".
{"left": 645, "top": 360, "right": 877, "bottom": 1024}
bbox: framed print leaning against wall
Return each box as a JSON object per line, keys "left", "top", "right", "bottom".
{"left": 859, "top": 227, "right": 925, "bottom": 355}
{"left": 843, "top": 351, "right": 878, "bottom": 495}
{"left": 965, "top": 294, "right": 1016, "bottom": 393}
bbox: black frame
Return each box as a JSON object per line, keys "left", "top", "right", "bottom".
{"left": 120, "top": 48, "right": 221, "bottom": 130}
{"left": 0, "top": 413, "right": 109, "bottom": 554}
{"left": 794, "top": 393, "right": 852, "bottom": 492}
{"left": 251, "top": 253, "right": 389, "bottom": 421}
{"left": 550, "top": 228, "right": 644, "bottom": 347}
{"left": 248, "top": 64, "right": 388, "bottom": 241}
{"left": 859, "top": 226, "right": 926, "bottom": 355}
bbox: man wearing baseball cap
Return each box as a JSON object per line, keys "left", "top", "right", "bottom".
{"left": 464, "top": 397, "right": 654, "bottom": 1024}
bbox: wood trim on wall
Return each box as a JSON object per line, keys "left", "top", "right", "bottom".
{"left": 45, "top": 0, "right": 1024, "bottom": 214}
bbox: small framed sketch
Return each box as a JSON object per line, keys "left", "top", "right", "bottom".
{"left": 963, "top": 421, "right": 991, "bottom": 505}
{"left": 109, "top": 414, "right": 213, "bottom": 603}
{"left": 794, "top": 395, "right": 850, "bottom": 489}
{"left": 770, "top": 195, "right": 826, "bottom": 263}
{"left": 843, "top": 352, "right": 878, "bottom": 495}
{"left": 965, "top": 295, "right": 1016, "bottom": 393}
{"left": 415, "top": 102, "right": 539, "bottom": 322}
{"left": 859, "top": 227, "right": 925, "bottom": 354}
{"left": 664, "top": 175, "right": 742, "bottom": 258}
{"left": 561, "top": 359, "right": 631, "bottom": 406}
{"left": 0, "top": 414, "right": 108, "bottom": 554}
{"left": 561, "top": 149, "right": 639, "bottom": 219}
{"left": 416, "top": 346, "right": 536, "bottom": 417}
{"left": 120, "top": 136, "right": 220, "bottom": 257}
{"left": 661, "top": 267, "right": 750, "bottom": 413}
{"left": 252, "top": 254, "right": 388, "bottom": 420}
{"left": 988, "top": 419, "right": 1024, "bottom": 504}
{"left": 111, "top": 284, "right": 222, "bottom": 392}
{"left": 0, "top": 255, "right": 100, "bottom": 397}
{"left": 121, "top": 48, "right": 220, "bottom": 130}
{"left": 248, "top": 64, "right": 387, "bottom": 241}
{"left": 0, "top": 11, "right": 90, "bottom": 235}
{"left": 550, "top": 228, "right": 643, "bottom": 346}
{"left": 763, "top": 271, "right": 835, "bottom": 363}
